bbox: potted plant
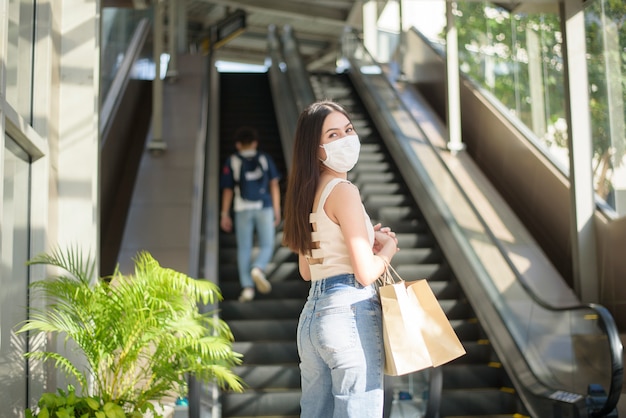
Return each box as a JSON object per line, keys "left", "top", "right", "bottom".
{"left": 18, "top": 248, "right": 243, "bottom": 417}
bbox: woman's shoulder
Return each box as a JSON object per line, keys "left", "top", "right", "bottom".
{"left": 320, "top": 177, "right": 355, "bottom": 194}
{"left": 326, "top": 179, "right": 360, "bottom": 202}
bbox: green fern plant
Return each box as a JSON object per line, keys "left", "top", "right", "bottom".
{"left": 18, "top": 248, "right": 243, "bottom": 415}
{"left": 25, "top": 385, "right": 128, "bottom": 418}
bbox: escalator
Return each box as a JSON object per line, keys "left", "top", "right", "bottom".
{"left": 215, "top": 69, "right": 529, "bottom": 417}
{"left": 310, "top": 72, "right": 529, "bottom": 418}
{"left": 217, "top": 72, "right": 305, "bottom": 418}
{"left": 210, "top": 24, "right": 622, "bottom": 415}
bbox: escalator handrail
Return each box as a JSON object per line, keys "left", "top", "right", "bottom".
{"left": 99, "top": 18, "right": 150, "bottom": 141}
{"left": 341, "top": 28, "right": 623, "bottom": 417}
{"left": 280, "top": 24, "right": 317, "bottom": 112}
{"left": 267, "top": 24, "right": 298, "bottom": 172}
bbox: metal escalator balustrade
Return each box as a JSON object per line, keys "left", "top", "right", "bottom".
{"left": 339, "top": 28, "right": 622, "bottom": 418}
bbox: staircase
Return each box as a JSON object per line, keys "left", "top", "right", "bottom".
{"left": 310, "top": 72, "right": 529, "bottom": 418}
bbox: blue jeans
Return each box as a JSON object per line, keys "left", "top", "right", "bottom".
{"left": 234, "top": 207, "right": 275, "bottom": 289}
{"left": 297, "top": 274, "right": 384, "bottom": 418}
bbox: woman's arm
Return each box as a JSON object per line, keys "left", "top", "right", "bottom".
{"left": 326, "top": 182, "right": 397, "bottom": 286}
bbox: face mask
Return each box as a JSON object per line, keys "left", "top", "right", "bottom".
{"left": 319, "top": 135, "right": 360, "bottom": 172}
{"left": 239, "top": 149, "right": 257, "bottom": 158}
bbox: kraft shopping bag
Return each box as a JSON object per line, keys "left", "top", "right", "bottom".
{"left": 379, "top": 280, "right": 433, "bottom": 375}
{"left": 406, "top": 279, "right": 466, "bottom": 367}
{"left": 378, "top": 273, "right": 433, "bottom": 376}
{"left": 378, "top": 264, "right": 465, "bottom": 376}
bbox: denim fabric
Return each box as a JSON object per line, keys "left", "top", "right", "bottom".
{"left": 297, "top": 274, "right": 384, "bottom": 418}
{"left": 234, "top": 207, "right": 275, "bottom": 288}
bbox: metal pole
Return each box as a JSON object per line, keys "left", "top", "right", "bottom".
{"left": 166, "top": 0, "right": 179, "bottom": 81}
{"left": 148, "top": 0, "right": 167, "bottom": 153}
{"left": 562, "top": 0, "right": 598, "bottom": 302}
{"left": 446, "top": 1, "right": 464, "bottom": 154}
{"left": 363, "top": 0, "right": 378, "bottom": 61}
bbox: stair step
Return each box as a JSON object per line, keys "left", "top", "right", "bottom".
{"left": 440, "top": 388, "right": 520, "bottom": 416}
{"left": 391, "top": 247, "right": 443, "bottom": 264}
{"left": 233, "top": 341, "right": 299, "bottom": 364}
{"left": 221, "top": 299, "right": 305, "bottom": 320}
{"left": 233, "top": 365, "right": 301, "bottom": 389}
{"left": 350, "top": 171, "right": 399, "bottom": 184}
{"left": 219, "top": 275, "right": 308, "bottom": 299}
{"left": 221, "top": 389, "right": 301, "bottom": 417}
{"left": 442, "top": 364, "right": 511, "bottom": 389}
{"left": 228, "top": 319, "right": 297, "bottom": 341}
{"left": 447, "top": 341, "right": 496, "bottom": 364}
{"left": 352, "top": 161, "right": 393, "bottom": 174}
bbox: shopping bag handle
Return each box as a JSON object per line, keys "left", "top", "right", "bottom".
{"left": 377, "top": 259, "right": 403, "bottom": 286}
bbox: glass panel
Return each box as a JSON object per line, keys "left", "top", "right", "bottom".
{"left": 0, "top": 137, "right": 31, "bottom": 413}
{"left": 585, "top": 0, "right": 626, "bottom": 216}
{"left": 406, "top": 0, "right": 625, "bottom": 217}
{"left": 451, "top": 3, "right": 568, "bottom": 169}
{"left": 6, "top": 0, "right": 34, "bottom": 122}
{"left": 100, "top": 7, "right": 153, "bottom": 104}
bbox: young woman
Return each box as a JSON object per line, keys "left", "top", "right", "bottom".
{"left": 282, "top": 100, "right": 399, "bottom": 417}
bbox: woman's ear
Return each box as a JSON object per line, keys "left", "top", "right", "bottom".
{"left": 318, "top": 144, "right": 327, "bottom": 162}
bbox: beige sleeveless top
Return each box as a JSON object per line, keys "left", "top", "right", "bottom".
{"left": 306, "top": 178, "right": 375, "bottom": 281}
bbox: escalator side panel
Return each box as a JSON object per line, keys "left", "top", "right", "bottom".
{"left": 100, "top": 79, "right": 152, "bottom": 276}
{"left": 406, "top": 29, "right": 573, "bottom": 285}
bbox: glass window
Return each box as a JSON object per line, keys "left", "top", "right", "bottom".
{"left": 0, "top": 136, "right": 31, "bottom": 413}
{"left": 451, "top": 3, "right": 568, "bottom": 168}
{"left": 409, "top": 0, "right": 625, "bottom": 216}
{"left": 6, "top": 0, "right": 35, "bottom": 122}
{"left": 585, "top": 0, "right": 626, "bottom": 216}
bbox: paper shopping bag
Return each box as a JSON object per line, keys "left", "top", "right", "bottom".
{"left": 406, "top": 279, "right": 466, "bottom": 367}
{"left": 379, "top": 280, "right": 433, "bottom": 376}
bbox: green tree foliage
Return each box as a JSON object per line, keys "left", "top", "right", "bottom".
{"left": 585, "top": 0, "right": 626, "bottom": 199}
{"left": 448, "top": 0, "right": 625, "bottom": 201}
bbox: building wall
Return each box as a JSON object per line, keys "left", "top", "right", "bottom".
{"left": 0, "top": 0, "right": 100, "bottom": 413}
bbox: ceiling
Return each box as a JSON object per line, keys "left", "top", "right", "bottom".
{"left": 104, "top": 0, "right": 559, "bottom": 72}
{"left": 102, "top": 0, "right": 364, "bottom": 72}
{"left": 184, "top": 0, "right": 363, "bottom": 71}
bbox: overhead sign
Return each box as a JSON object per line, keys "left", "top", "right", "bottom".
{"left": 210, "top": 9, "right": 247, "bottom": 51}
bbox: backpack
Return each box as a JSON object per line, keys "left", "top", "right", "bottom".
{"left": 230, "top": 153, "right": 269, "bottom": 202}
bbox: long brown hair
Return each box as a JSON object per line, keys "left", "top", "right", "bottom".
{"left": 282, "top": 100, "right": 351, "bottom": 255}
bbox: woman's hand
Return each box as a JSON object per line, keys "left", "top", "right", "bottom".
{"left": 372, "top": 223, "right": 398, "bottom": 254}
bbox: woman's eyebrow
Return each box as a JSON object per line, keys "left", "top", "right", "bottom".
{"left": 323, "top": 123, "right": 352, "bottom": 134}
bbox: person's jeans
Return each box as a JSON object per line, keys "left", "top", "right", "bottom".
{"left": 234, "top": 207, "right": 275, "bottom": 289}
{"left": 297, "top": 274, "right": 384, "bottom": 418}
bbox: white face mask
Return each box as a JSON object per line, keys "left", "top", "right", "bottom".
{"left": 239, "top": 149, "right": 257, "bottom": 158}
{"left": 319, "top": 135, "right": 360, "bottom": 172}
